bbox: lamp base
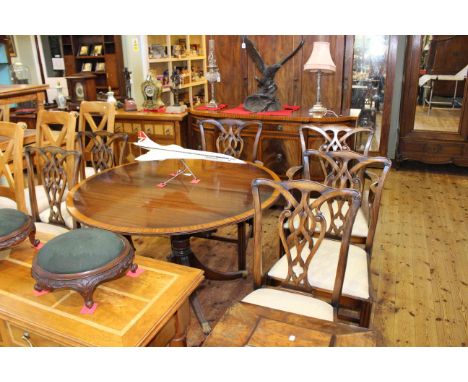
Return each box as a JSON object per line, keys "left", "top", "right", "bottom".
{"left": 206, "top": 99, "right": 218, "bottom": 108}
{"left": 308, "top": 102, "right": 327, "bottom": 118}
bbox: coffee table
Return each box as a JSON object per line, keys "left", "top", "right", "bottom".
{"left": 66, "top": 159, "right": 280, "bottom": 333}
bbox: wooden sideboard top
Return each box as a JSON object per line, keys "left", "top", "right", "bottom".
{"left": 0, "top": 232, "right": 203, "bottom": 346}
{"left": 189, "top": 107, "right": 358, "bottom": 124}
{"left": 116, "top": 109, "right": 188, "bottom": 121}
{"left": 0, "top": 84, "right": 49, "bottom": 98}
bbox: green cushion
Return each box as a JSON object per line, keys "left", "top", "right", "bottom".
{"left": 0, "top": 208, "right": 29, "bottom": 237}
{"left": 36, "top": 228, "right": 124, "bottom": 274}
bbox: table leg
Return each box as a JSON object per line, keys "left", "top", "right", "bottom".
{"left": 169, "top": 235, "right": 211, "bottom": 335}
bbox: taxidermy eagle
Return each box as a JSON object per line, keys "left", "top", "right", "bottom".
{"left": 243, "top": 36, "right": 304, "bottom": 112}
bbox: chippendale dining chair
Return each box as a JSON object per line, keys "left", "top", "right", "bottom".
{"left": 76, "top": 131, "right": 129, "bottom": 178}
{"left": 25, "top": 146, "right": 81, "bottom": 236}
{"left": 78, "top": 101, "right": 116, "bottom": 178}
{"left": 0, "top": 121, "right": 27, "bottom": 212}
{"left": 30, "top": 110, "right": 78, "bottom": 213}
{"left": 287, "top": 150, "right": 392, "bottom": 326}
{"left": 242, "top": 179, "right": 361, "bottom": 325}
{"left": 195, "top": 118, "right": 263, "bottom": 274}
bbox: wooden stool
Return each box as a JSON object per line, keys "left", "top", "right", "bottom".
{"left": 32, "top": 228, "right": 136, "bottom": 308}
{"left": 0, "top": 208, "right": 38, "bottom": 252}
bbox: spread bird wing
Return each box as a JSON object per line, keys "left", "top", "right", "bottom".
{"left": 244, "top": 36, "right": 266, "bottom": 74}
{"left": 278, "top": 39, "right": 305, "bottom": 67}
{"left": 134, "top": 131, "right": 245, "bottom": 164}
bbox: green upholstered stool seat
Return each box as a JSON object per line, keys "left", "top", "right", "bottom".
{"left": 36, "top": 228, "right": 125, "bottom": 274}
{"left": 0, "top": 208, "right": 37, "bottom": 251}
{"left": 32, "top": 228, "right": 135, "bottom": 308}
{"left": 0, "top": 208, "right": 29, "bottom": 237}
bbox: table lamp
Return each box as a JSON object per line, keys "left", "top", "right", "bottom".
{"left": 304, "top": 41, "right": 336, "bottom": 117}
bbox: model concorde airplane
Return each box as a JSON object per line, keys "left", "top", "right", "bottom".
{"left": 134, "top": 131, "right": 244, "bottom": 164}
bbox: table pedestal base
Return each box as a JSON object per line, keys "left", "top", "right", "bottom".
{"left": 169, "top": 235, "right": 211, "bottom": 334}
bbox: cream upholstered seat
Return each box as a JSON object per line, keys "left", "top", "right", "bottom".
{"left": 242, "top": 178, "right": 361, "bottom": 326}
{"left": 268, "top": 239, "right": 369, "bottom": 299}
{"left": 38, "top": 201, "right": 74, "bottom": 229}
{"left": 84, "top": 166, "right": 96, "bottom": 178}
{"left": 0, "top": 196, "right": 17, "bottom": 209}
{"left": 242, "top": 288, "right": 334, "bottom": 322}
{"left": 34, "top": 222, "right": 69, "bottom": 237}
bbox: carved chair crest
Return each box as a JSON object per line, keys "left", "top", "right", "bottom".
{"left": 77, "top": 131, "right": 128, "bottom": 174}
{"left": 199, "top": 119, "right": 262, "bottom": 161}
{"left": 25, "top": 146, "right": 81, "bottom": 228}
{"left": 252, "top": 179, "right": 360, "bottom": 305}
{"left": 0, "top": 122, "right": 26, "bottom": 211}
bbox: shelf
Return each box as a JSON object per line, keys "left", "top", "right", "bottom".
{"left": 76, "top": 55, "right": 105, "bottom": 60}
{"left": 149, "top": 57, "right": 172, "bottom": 63}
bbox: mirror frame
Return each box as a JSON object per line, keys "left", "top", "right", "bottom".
{"left": 342, "top": 35, "right": 398, "bottom": 157}
{"left": 397, "top": 35, "right": 468, "bottom": 166}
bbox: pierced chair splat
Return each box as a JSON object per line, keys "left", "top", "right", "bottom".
{"left": 76, "top": 130, "right": 128, "bottom": 177}
{"left": 25, "top": 146, "right": 81, "bottom": 235}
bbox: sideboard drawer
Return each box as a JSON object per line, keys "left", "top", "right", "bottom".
{"left": 6, "top": 322, "right": 64, "bottom": 347}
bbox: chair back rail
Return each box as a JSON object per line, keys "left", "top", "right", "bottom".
{"left": 304, "top": 150, "right": 392, "bottom": 253}
{"left": 35, "top": 110, "right": 78, "bottom": 183}
{"left": 252, "top": 178, "right": 361, "bottom": 308}
{"left": 199, "top": 119, "right": 262, "bottom": 161}
{"left": 25, "top": 146, "right": 81, "bottom": 229}
{"left": 0, "top": 122, "right": 26, "bottom": 212}
{"left": 77, "top": 131, "right": 128, "bottom": 176}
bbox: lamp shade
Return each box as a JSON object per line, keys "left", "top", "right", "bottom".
{"left": 304, "top": 42, "right": 336, "bottom": 73}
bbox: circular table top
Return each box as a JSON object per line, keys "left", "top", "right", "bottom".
{"left": 66, "top": 160, "right": 280, "bottom": 236}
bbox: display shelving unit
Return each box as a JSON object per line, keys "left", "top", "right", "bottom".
{"left": 145, "top": 35, "right": 208, "bottom": 108}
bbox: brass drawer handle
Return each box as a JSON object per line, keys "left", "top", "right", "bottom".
{"left": 275, "top": 153, "right": 284, "bottom": 163}
{"left": 276, "top": 125, "right": 283, "bottom": 131}
{"left": 21, "top": 331, "right": 33, "bottom": 347}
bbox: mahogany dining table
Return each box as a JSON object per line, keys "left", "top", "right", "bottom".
{"left": 66, "top": 159, "right": 280, "bottom": 333}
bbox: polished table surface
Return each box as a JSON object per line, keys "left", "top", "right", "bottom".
{"left": 67, "top": 159, "right": 280, "bottom": 235}
{"left": 204, "top": 301, "right": 379, "bottom": 347}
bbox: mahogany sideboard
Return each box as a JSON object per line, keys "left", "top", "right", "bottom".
{"left": 0, "top": 231, "right": 203, "bottom": 347}
{"left": 189, "top": 108, "right": 358, "bottom": 178}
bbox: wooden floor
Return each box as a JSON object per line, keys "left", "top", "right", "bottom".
{"left": 135, "top": 162, "right": 468, "bottom": 346}
{"left": 414, "top": 105, "right": 461, "bottom": 132}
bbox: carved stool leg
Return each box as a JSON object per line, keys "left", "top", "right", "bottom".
{"left": 80, "top": 288, "right": 96, "bottom": 309}
{"left": 28, "top": 228, "right": 40, "bottom": 248}
{"left": 169, "top": 235, "right": 211, "bottom": 334}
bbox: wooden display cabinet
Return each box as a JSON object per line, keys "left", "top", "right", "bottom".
{"left": 61, "top": 35, "right": 125, "bottom": 98}
{"left": 146, "top": 35, "right": 208, "bottom": 108}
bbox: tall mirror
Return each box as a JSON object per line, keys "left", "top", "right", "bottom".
{"left": 415, "top": 35, "right": 467, "bottom": 133}
{"left": 348, "top": 35, "right": 394, "bottom": 155}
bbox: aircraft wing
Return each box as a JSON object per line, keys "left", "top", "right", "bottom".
{"left": 134, "top": 131, "right": 245, "bottom": 164}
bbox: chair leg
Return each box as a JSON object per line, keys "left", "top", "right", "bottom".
{"left": 359, "top": 301, "right": 372, "bottom": 328}
{"left": 237, "top": 222, "right": 246, "bottom": 271}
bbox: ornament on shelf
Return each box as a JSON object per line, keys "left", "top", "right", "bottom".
{"left": 55, "top": 81, "right": 67, "bottom": 110}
